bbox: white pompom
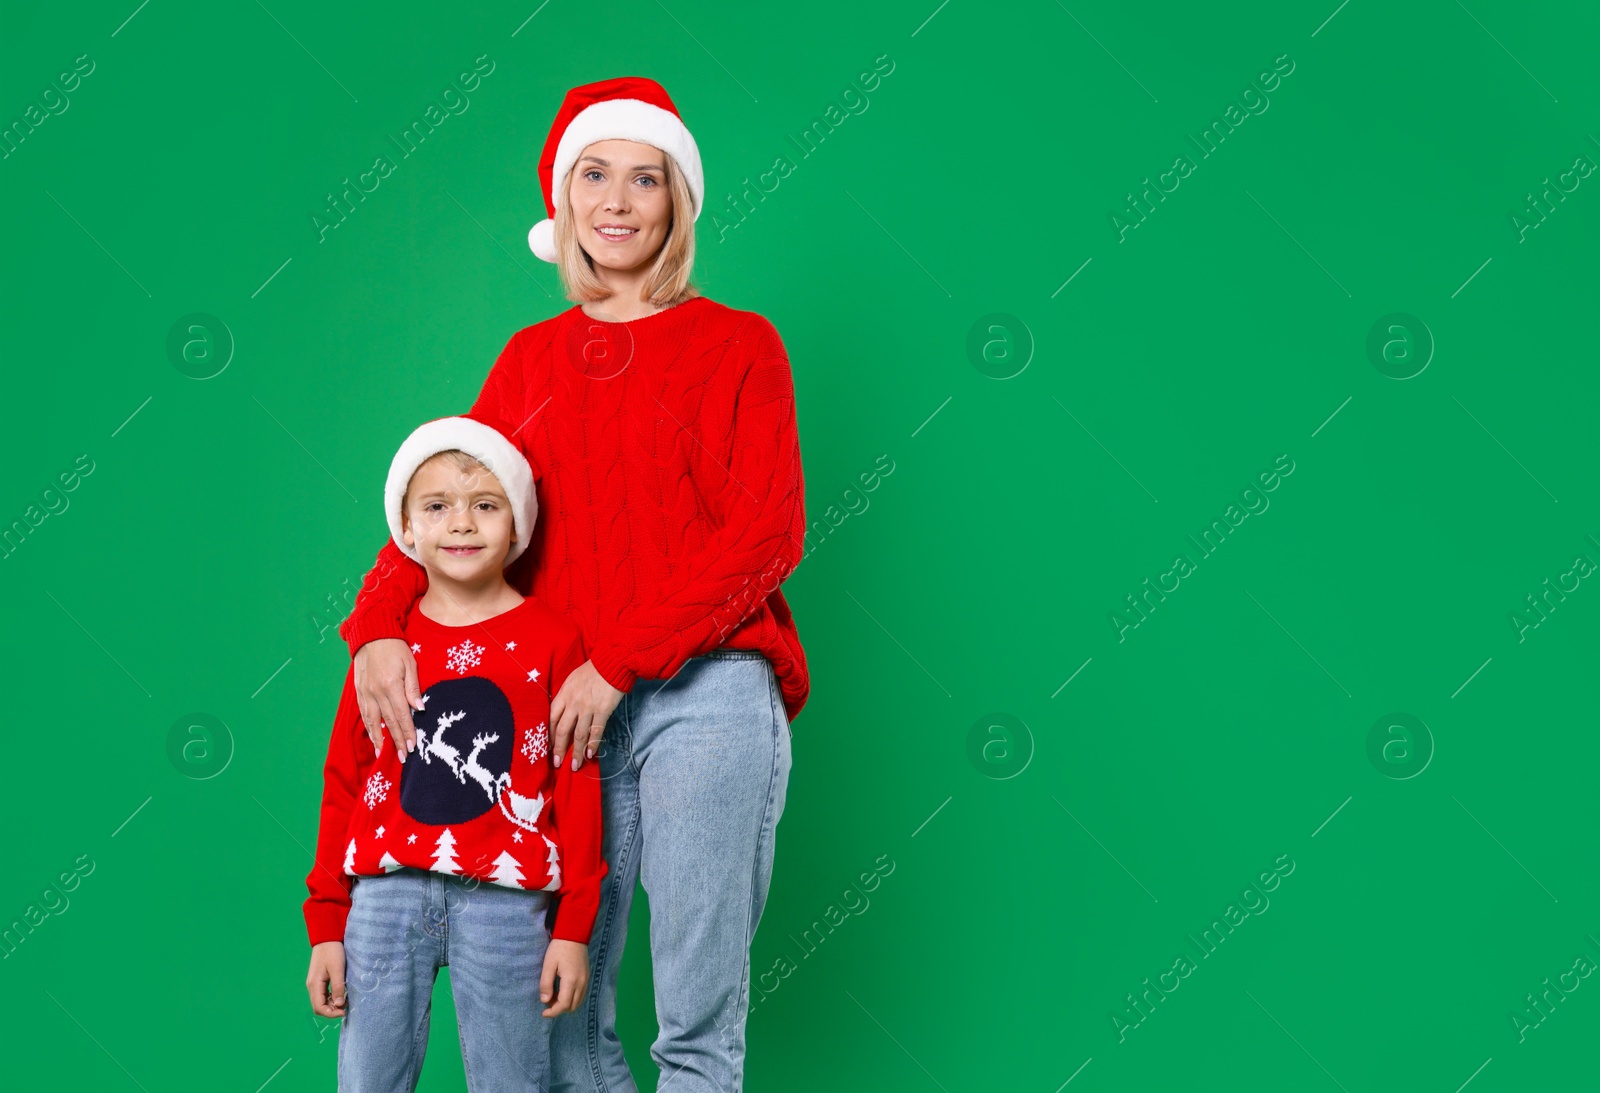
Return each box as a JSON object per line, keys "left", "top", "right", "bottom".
{"left": 528, "top": 219, "right": 557, "bottom": 263}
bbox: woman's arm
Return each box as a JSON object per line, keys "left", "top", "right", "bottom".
{"left": 341, "top": 328, "right": 529, "bottom": 758}
{"left": 587, "top": 315, "right": 806, "bottom": 691}
{"left": 341, "top": 541, "right": 428, "bottom": 760}
{"left": 339, "top": 537, "right": 424, "bottom": 655}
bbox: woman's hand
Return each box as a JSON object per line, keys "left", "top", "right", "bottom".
{"left": 540, "top": 939, "right": 590, "bottom": 1017}
{"left": 307, "top": 941, "right": 347, "bottom": 1018}
{"left": 550, "top": 660, "right": 624, "bottom": 771}
{"left": 354, "top": 638, "right": 424, "bottom": 764}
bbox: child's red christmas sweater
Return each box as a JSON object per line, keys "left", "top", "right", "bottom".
{"left": 304, "top": 595, "right": 606, "bottom": 946}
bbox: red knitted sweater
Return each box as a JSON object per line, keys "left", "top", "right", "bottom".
{"left": 341, "top": 296, "right": 810, "bottom": 722}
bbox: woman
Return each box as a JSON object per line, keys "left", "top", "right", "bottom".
{"left": 340, "top": 76, "right": 808, "bottom": 1092}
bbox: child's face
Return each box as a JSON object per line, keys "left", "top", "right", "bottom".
{"left": 401, "top": 456, "right": 515, "bottom": 581}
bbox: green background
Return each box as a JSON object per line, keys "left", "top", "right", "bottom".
{"left": 2, "top": 1, "right": 1596, "bottom": 1090}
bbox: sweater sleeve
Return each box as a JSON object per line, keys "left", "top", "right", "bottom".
{"left": 548, "top": 628, "right": 608, "bottom": 943}
{"left": 339, "top": 329, "right": 527, "bottom": 656}
{"left": 303, "top": 664, "right": 365, "bottom": 946}
{"left": 586, "top": 317, "right": 805, "bottom": 692}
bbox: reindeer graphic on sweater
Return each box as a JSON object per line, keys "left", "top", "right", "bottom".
{"left": 418, "top": 709, "right": 507, "bottom": 795}
{"left": 401, "top": 676, "right": 551, "bottom": 838}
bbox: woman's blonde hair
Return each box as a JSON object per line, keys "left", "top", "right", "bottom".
{"left": 552, "top": 146, "right": 701, "bottom": 308}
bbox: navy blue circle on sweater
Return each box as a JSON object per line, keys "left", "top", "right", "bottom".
{"left": 401, "top": 676, "right": 516, "bottom": 825}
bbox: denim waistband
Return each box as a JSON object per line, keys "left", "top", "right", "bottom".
{"left": 700, "top": 647, "right": 768, "bottom": 661}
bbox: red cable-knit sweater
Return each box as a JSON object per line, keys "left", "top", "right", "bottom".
{"left": 306, "top": 596, "right": 605, "bottom": 946}
{"left": 340, "top": 296, "right": 810, "bottom": 722}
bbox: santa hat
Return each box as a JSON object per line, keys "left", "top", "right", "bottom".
{"left": 385, "top": 411, "right": 537, "bottom": 568}
{"left": 527, "top": 76, "right": 704, "bottom": 263}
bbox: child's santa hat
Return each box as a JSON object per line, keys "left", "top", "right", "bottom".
{"left": 527, "top": 75, "right": 704, "bottom": 264}
{"left": 385, "top": 411, "right": 537, "bottom": 567}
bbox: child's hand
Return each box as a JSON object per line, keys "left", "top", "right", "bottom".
{"left": 307, "top": 941, "right": 348, "bottom": 1018}
{"left": 540, "top": 939, "right": 590, "bottom": 1017}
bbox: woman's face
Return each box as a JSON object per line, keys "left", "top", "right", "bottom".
{"left": 567, "top": 138, "right": 672, "bottom": 272}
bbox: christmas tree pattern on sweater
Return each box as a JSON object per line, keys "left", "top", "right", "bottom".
{"left": 343, "top": 670, "right": 557, "bottom": 891}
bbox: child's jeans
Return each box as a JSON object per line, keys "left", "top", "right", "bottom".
{"left": 338, "top": 866, "right": 554, "bottom": 1092}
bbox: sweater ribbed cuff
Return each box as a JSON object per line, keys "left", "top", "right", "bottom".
{"left": 340, "top": 610, "right": 408, "bottom": 659}
{"left": 305, "top": 901, "right": 350, "bottom": 947}
{"left": 588, "top": 644, "right": 638, "bottom": 694}
{"left": 550, "top": 889, "right": 600, "bottom": 945}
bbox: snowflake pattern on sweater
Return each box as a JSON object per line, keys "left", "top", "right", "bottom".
{"left": 304, "top": 596, "right": 606, "bottom": 947}
{"left": 445, "top": 639, "right": 484, "bottom": 675}
{"left": 521, "top": 721, "right": 549, "bottom": 764}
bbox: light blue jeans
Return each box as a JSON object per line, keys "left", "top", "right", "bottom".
{"left": 338, "top": 867, "right": 555, "bottom": 1092}
{"left": 550, "top": 649, "right": 794, "bottom": 1093}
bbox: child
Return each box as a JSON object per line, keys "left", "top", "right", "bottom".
{"left": 303, "top": 410, "right": 605, "bottom": 1092}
